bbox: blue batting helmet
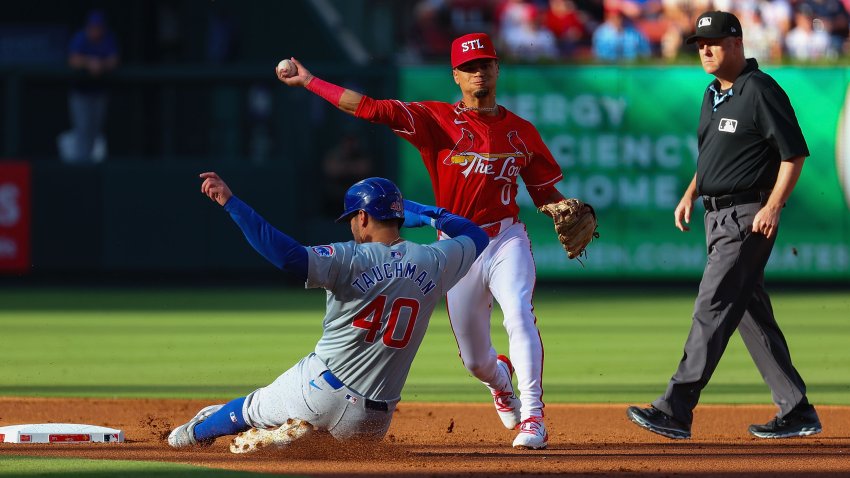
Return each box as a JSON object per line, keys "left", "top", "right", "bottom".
{"left": 336, "top": 177, "right": 405, "bottom": 223}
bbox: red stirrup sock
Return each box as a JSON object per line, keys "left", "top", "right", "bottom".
{"left": 305, "top": 77, "right": 345, "bottom": 106}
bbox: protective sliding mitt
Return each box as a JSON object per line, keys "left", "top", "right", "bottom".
{"left": 538, "top": 198, "right": 599, "bottom": 260}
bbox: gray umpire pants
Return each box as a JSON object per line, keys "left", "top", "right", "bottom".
{"left": 652, "top": 201, "right": 808, "bottom": 425}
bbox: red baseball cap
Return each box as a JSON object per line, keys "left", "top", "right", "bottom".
{"left": 451, "top": 33, "right": 498, "bottom": 68}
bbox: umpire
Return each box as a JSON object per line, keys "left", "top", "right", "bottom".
{"left": 627, "top": 11, "right": 821, "bottom": 439}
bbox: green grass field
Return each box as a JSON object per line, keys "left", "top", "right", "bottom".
{"left": 0, "top": 456, "right": 297, "bottom": 477}
{"left": 1, "top": 287, "right": 848, "bottom": 476}
{"left": 1, "top": 287, "right": 848, "bottom": 405}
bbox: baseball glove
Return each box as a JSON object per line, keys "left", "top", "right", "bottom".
{"left": 538, "top": 198, "right": 599, "bottom": 260}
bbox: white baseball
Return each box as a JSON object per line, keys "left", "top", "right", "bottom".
{"left": 277, "top": 59, "right": 295, "bottom": 78}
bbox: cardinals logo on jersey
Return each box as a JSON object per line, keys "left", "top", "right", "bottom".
{"left": 440, "top": 130, "right": 531, "bottom": 205}
{"left": 442, "top": 128, "right": 476, "bottom": 166}
{"left": 442, "top": 130, "right": 530, "bottom": 176}
{"left": 506, "top": 130, "right": 531, "bottom": 159}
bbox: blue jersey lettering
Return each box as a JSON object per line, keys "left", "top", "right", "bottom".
{"left": 348, "top": 261, "right": 435, "bottom": 295}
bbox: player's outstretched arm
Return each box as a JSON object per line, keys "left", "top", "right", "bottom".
{"left": 275, "top": 57, "right": 363, "bottom": 115}
{"left": 403, "top": 199, "right": 488, "bottom": 257}
{"left": 278, "top": 57, "right": 429, "bottom": 142}
{"left": 199, "top": 172, "right": 308, "bottom": 281}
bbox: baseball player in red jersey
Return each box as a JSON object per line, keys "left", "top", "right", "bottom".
{"left": 277, "top": 33, "right": 569, "bottom": 449}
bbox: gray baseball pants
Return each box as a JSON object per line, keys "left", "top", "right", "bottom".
{"left": 652, "top": 201, "right": 809, "bottom": 425}
{"left": 242, "top": 353, "right": 397, "bottom": 440}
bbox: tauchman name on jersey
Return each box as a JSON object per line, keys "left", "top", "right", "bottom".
{"left": 351, "top": 261, "right": 436, "bottom": 295}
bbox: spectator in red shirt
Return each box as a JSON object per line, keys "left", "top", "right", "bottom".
{"left": 543, "top": 0, "right": 589, "bottom": 56}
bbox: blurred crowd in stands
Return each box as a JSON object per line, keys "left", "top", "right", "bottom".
{"left": 407, "top": 0, "right": 850, "bottom": 63}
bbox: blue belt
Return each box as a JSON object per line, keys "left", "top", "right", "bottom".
{"left": 320, "top": 370, "right": 345, "bottom": 389}
{"left": 319, "top": 370, "right": 389, "bottom": 412}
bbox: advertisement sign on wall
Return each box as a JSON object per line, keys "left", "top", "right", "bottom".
{"left": 0, "top": 161, "right": 31, "bottom": 273}
{"left": 399, "top": 66, "right": 850, "bottom": 279}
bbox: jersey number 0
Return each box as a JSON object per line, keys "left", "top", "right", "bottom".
{"left": 351, "top": 295, "right": 421, "bottom": 349}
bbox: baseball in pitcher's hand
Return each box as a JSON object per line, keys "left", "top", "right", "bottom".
{"left": 275, "top": 57, "right": 312, "bottom": 87}
{"left": 199, "top": 172, "right": 233, "bottom": 206}
{"left": 674, "top": 197, "right": 692, "bottom": 232}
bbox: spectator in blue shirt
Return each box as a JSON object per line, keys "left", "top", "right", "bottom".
{"left": 592, "top": 6, "right": 651, "bottom": 62}
{"left": 66, "top": 10, "right": 119, "bottom": 164}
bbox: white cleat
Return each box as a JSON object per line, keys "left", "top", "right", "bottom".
{"left": 492, "top": 354, "right": 521, "bottom": 430}
{"left": 512, "top": 417, "right": 548, "bottom": 450}
{"left": 167, "top": 404, "right": 225, "bottom": 448}
{"left": 229, "top": 418, "right": 312, "bottom": 454}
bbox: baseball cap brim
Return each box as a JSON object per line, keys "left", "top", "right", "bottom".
{"left": 686, "top": 32, "right": 732, "bottom": 44}
{"left": 453, "top": 53, "right": 498, "bottom": 69}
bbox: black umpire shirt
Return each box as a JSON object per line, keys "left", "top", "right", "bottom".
{"left": 696, "top": 58, "right": 809, "bottom": 197}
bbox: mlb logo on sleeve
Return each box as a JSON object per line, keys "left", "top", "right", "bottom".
{"left": 311, "top": 245, "right": 335, "bottom": 257}
{"left": 718, "top": 118, "right": 737, "bottom": 133}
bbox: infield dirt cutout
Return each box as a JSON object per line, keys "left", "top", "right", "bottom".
{"left": 1, "top": 397, "right": 849, "bottom": 477}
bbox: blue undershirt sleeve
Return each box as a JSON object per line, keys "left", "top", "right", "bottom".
{"left": 433, "top": 213, "right": 488, "bottom": 257}
{"left": 402, "top": 199, "right": 487, "bottom": 257}
{"left": 223, "top": 196, "right": 308, "bottom": 281}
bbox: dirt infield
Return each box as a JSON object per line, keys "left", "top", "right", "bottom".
{"left": 1, "top": 397, "right": 849, "bottom": 477}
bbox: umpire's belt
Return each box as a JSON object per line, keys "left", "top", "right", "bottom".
{"left": 320, "top": 370, "right": 389, "bottom": 412}
{"left": 702, "top": 190, "right": 769, "bottom": 212}
{"left": 480, "top": 216, "right": 518, "bottom": 238}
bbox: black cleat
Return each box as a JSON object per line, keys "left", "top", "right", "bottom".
{"left": 627, "top": 406, "right": 691, "bottom": 439}
{"left": 748, "top": 405, "right": 822, "bottom": 439}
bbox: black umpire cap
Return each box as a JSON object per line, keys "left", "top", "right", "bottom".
{"left": 686, "top": 11, "right": 743, "bottom": 44}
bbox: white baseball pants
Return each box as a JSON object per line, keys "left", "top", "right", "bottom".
{"left": 446, "top": 221, "right": 544, "bottom": 420}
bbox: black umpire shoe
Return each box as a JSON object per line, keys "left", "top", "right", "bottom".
{"left": 626, "top": 406, "right": 691, "bottom": 439}
{"left": 748, "top": 404, "right": 822, "bottom": 438}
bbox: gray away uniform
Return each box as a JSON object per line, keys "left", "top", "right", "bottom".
{"left": 242, "top": 236, "right": 477, "bottom": 440}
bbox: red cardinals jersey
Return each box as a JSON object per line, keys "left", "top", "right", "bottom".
{"left": 356, "top": 98, "right": 563, "bottom": 226}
